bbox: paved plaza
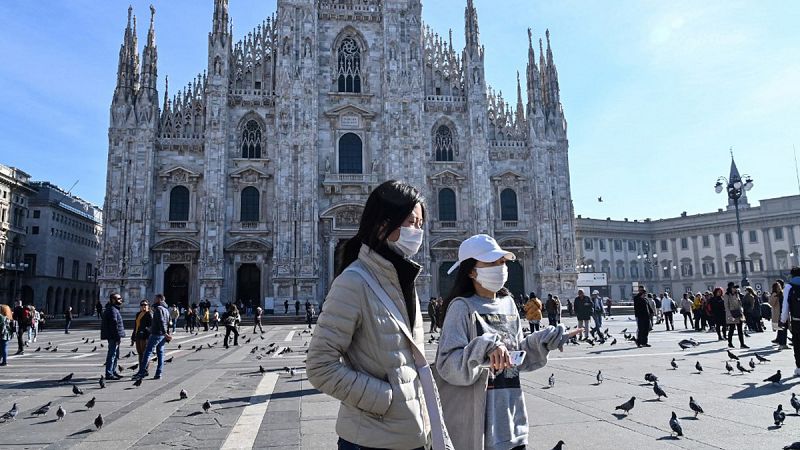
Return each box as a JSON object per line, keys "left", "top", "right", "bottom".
{"left": 0, "top": 317, "right": 799, "bottom": 449}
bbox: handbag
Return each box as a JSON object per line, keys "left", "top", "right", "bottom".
{"left": 730, "top": 309, "right": 743, "bottom": 319}
{"left": 346, "top": 267, "right": 453, "bottom": 450}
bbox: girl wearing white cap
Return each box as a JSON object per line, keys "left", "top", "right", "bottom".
{"left": 434, "top": 234, "right": 580, "bottom": 450}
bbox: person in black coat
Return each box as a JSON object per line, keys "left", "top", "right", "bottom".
{"left": 101, "top": 293, "right": 126, "bottom": 379}
{"left": 710, "top": 287, "right": 727, "bottom": 341}
{"left": 633, "top": 286, "right": 652, "bottom": 347}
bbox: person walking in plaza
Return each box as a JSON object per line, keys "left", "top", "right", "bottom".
{"left": 131, "top": 300, "right": 152, "bottom": 374}
{"left": 294, "top": 299, "right": 301, "bottom": 316}
{"left": 605, "top": 297, "right": 612, "bottom": 317}
{"left": 101, "top": 293, "right": 125, "bottom": 379}
{"left": 574, "top": 290, "right": 593, "bottom": 339}
{"left": 680, "top": 293, "right": 693, "bottom": 330}
{"left": 724, "top": 283, "right": 748, "bottom": 349}
{"left": 201, "top": 306, "right": 210, "bottom": 332}
{"left": 779, "top": 267, "right": 800, "bottom": 376}
{"left": 253, "top": 306, "right": 264, "bottom": 334}
{"left": 211, "top": 308, "right": 220, "bottom": 331}
{"left": 11, "top": 300, "right": 28, "bottom": 355}
{"left": 222, "top": 304, "right": 241, "bottom": 349}
{"left": 132, "top": 294, "right": 171, "bottom": 381}
{"left": 661, "top": 292, "right": 675, "bottom": 331}
{"left": 590, "top": 290, "right": 604, "bottom": 332}
{"left": 709, "top": 288, "right": 725, "bottom": 340}
{"left": 633, "top": 286, "right": 652, "bottom": 347}
{"left": 566, "top": 298, "right": 573, "bottom": 317}
{"left": 428, "top": 298, "right": 439, "bottom": 333}
{"left": 769, "top": 281, "right": 789, "bottom": 349}
{"left": 691, "top": 293, "right": 703, "bottom": 331}
{"left": 28, "top": 305, "right": 40, "bottom": 344}
{"left": 307, "top": 180, "right": 434, "bottom": 450}
{"left": 742, "top": 286, "right": 762, "bottom": 332}
{"left": 0, "top": 304, "right": 13, "bottom": 366}
{"left": 306, "top": 304, "right": 315, "bottom": 330}
{"left": 64, "top": 306, "right": 73, "bottom": 334}
{"left": 95, "top": 300, "right": 103, "bottom": 319}
{"left": 434, "top": 234, "right": 579, "bottom": 450}
{"left": 524, "top": 293, "right": 543, "bottom": 332}
{"left": 169, "top": 304, "right": 179, "bottom": 334}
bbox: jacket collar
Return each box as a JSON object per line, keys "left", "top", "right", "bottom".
{"left": 357, "top": 243, "right": 421, "bottom": 284}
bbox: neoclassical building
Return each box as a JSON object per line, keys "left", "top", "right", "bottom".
{"left": 100, "top": 0, "right": 578, "bottom": 313}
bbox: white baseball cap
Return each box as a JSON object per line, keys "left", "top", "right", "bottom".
{"left": 592, "top": 290, "right": 600, "bottom": 295}
{"left": 447, "top": 234, "right": 516, "bottom": 275}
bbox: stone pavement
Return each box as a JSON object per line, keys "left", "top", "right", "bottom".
{"left": 0, "top": 316, "right": 798, "bottom": 449}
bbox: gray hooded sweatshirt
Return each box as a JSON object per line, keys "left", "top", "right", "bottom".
{"left": 434, "top": 294, "right": 562, "bottom": 450}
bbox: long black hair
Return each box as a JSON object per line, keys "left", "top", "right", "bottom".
{"left": 436, "top": 257, "right": 510, "bottom": 327}
{"left": 336, "top": 180, "right": 425, "bottom": 276}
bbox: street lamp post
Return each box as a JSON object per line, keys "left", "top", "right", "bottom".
{"left": 715, "top": 158, "right": 754, "bottom": 287}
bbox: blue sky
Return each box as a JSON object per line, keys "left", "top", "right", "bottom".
{"left": 1, "top": 1, "right": 798, "bottom": 220}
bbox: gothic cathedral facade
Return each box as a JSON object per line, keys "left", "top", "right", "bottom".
{"left": 100, "top": 0, "right": 578, "bottom": 314}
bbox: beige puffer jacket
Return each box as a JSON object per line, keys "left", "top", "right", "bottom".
{"left": 307, "top": 244, "right": 429, "bottom": 449}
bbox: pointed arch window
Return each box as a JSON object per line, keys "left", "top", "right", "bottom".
{"left": 337, "top": 38, "right": 362, "bottom": 93}
{"left": 338, "top": 133, "right": 363, "bottom": 174}
{"left": 169, "top": 186, "right": 190, "bottom": 222}
{"left": 438, "top": 188, "right": 457, "bottom": 221}
{"left": 434, "top": 125, "right": 455, "bottom": 161}
{"left": 241, "top": 120, "right": 262, "bottom": 158}
{"left": 500, "top": 188, "right": 518, "bottom": 221}
{"left": 240, "top": 187, "right": 260, "bottom": 222}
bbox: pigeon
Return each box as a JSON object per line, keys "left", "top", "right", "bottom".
{"left": 552, "top": 440, "right": 565, "bottom": 450}
{"left": 31, "top": 402, "right": 51, "bottom": 417}
{"left": 124, "top": 351, "right": 132, "bottom": 358}
{"left": 736, "top": 361, "right": 751, "bottom": 374}
{"left": 755, "top": 353, "right": 770, "bottom": 364}
{"left": 695, "top": 361, "right": 703, "bottom": 373}
{"left": 644, "top": 373, "right": 658, "bottom": 384}
{"left": 91, "top": 346, "right": 97, "bottom": 352}
{"left": 56, "top": 405, "right": 66, "bottom": 420}
{"left": 621, "top": 328, "right": 628, "bottom": 334}
{"left": 669, "top": 411, "right": 683, "bottom": 437}
{"left": 670, "top": 358, "right": 678, "bottom": 370}
{"left": 775, "top": 404, "right": 786, "bottom": 427}
{"left": 85, "top": 397, "right": 96, "bottom": 409}
{"left": 615, "top": 396, "right": 636, "bottom": 415}
{"left": 765, "top": 370, "right": 783, "bottom": 385}
{"left": 72, "top": 384, "right": 84, "bottom": 396}
{"left": 783, "top": 442, "right": 800, "bottom": 450}
{"left": 51, "top": 347, "right": 58, "bottom": 352}
{"left": 727, "top": 350, "right": 739, "bottom": 361}
{"left": 207, "top": 343, "right": 213, "bottom": 349}
{"left": 596, "top": 370, "right": 603, "bottom": 384}
{"left": 0, "top": 403, "right": 18, "bottom": 422}
{"left": 133, "top": 378, "right": 143, "bottom": 387}
{"left": 749, "top": 358, "right": 756, "bottom": 370}
{"left": 129, "top": 364, "right": 138, "bottom": 371}
{"left": 653, "top": 382, "right": 668, "bottom": 400}
{"left": 35, "top": 346, "right": 41, "bottom": 352}
{"left": 689, "top": 396, "right": 704, "bottom": 417}
{"left": 99, "top": 376, "right": 106, "bottom": 389}
{"left": 195, "top": 347, "right": 202, "bottom": 352}
{"left": 678, "top": 339, "right": 698, "bottom": 350}
{"left": 791, "top": 393, "right": 800, "bottom": 415}
{"left": 548, "top": 374, "right": 555, "bottom": 388}
{"left": 202, "top": 400, "right": 211, "bottom": 413}
{"left": 94, "top": 413, "right": 104, "bottom": 430}
{"left": 180, "top": 389, "right": 188, "bottom": 400}
{"left": 72, "top": 347, "right": 79, "bottom": 353}
{"left": 610, "top": 338, "right": 617, "bottom": 346}
{"left": 260, "top": 365, "right": 266, "bottom": 374}
{"left": 178, "top": 345, "right": 182, "bottom": 350}
{"left": 725, "top": 361, "right": 733, "bottom": 374}
{"left": 118, "top": 365, "right": 124, "bottom": 373}
{"left": 60, "top": 373, "right": 74, "bottom": 383}
{"left": 164, "top": 356, "right": 173, "bottom": 363}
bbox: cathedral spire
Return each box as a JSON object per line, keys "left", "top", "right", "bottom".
{"left": 140, "top": 5, "right": 158, "bottom": 92}
{"left": 114, "top": 5, "right": 140, "bottom": 102}
{"left": 515, "top": 71, "right": 525, "bottom": 126}
{"left": 526, "top": 28, "right": 542, "bottom": 115}
{"left": 212, "top": 0, "right": 229, "bottom": 39}
{"left": 464, "top": 0, "right": 480, "bottom": 56}
{"left": 545, "top": 29, "right": 561, "bottom": 114}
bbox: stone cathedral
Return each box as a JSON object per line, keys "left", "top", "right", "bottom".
{"left": 99, "top": 0, "right": 578, "bottom": 314}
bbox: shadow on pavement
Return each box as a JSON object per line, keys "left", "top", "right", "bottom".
{"left": 69, "top": 429, "right": 94, "bottom": 437}
{"left": 656, "top": 436, "right": 681, "bottom": 441}
{"left": 729, "top": 379, "right": 800, "bottom": 399}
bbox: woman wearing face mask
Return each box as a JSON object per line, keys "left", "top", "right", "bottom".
{"left": 434, "top": 234, "right": 581, "bottom": 450}
{"left": 307, "top": 180, "right": 435, "bottom": 450}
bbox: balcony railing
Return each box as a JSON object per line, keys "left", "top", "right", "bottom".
{"left": 169, "top": 221, "right": 188, "bottom": 229}
{"left": 439, "top": 221, "right": 458, "bottom": 228}
{"left": 241, "top": 221, "right": 259, "bottom": 229}
{"left": 501, "top": 221, "right": 518, "bottom": 228}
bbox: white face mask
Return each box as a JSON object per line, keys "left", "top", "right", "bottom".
{"left": 474, "top": 265, "right": 508, "bottom": 293}
{"left": 387, "top": 226, "right": 424, "bottom": 257}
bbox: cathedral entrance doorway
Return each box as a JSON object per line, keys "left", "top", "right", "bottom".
{"left": 506, "top": 260, "right": 525, "bottom": 300}
{"left": 164, "top": 265, "right": 190, "bottom": 309}
{"left": 437, "top": 262, "right": 457, "bottom": 298}
{"left": 237, "top": 264, "right": 261, "bottom": 307}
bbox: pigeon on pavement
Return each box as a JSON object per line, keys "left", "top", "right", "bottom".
{"left": 765, "top": 370, "right": 783, "bottom": 385}
{"left": 755, "top": 353, "right": 770, "bottom": 363}
{"left": 202, "top": 400, "right": 211, "bottom": 413}
{"left": 695, "top": 361, "right": 703, "bottom": 373}
{"left": 610, "top": 338, "right": 617, "bottom": 346}
{"left": 653, "top": 382, "right": 668, "bottom": 400}
{"left": 166, "top": 356, "right": 174, "bottom": 363}
{"left": 180, "top": 389, "right": 188, "bottom": 400}
{"left": 671, "top": 358, "right": 678, "bottom": 370}
{"left": 749, "top": 358, "right": 757, "bottom": 370}
{"left": 775, "top": 404, "right": 786, "bottom": 427}
{"left": 99, "top": 376, "right": 106, "bottom": 389}
{"left": 791, "top": 393, "right": 800, "bottom": 415}
{"left": 56, "top": 406, "right": 66, "bottom": 420}
{"left": 736, "top": 361, "right": 751, "bottom": 374}
{"left": 60, "top": 373, "right": 74, "bottom": 383}
{"left": 784, "top": 442, "right": 800, "bottom": 450}
{"left": 596, "top": 370, "right": 603, "bottom": 384}
{"left": 85, "top": 397, "right": 96, "bottom": 409}
{"left": 72, "top": 348, "right": 79, "bottom": 353}
{"left": 725, "top": 361, "right": 733, "bottom": 374}
{"left": 727, "top": 350, "right": 739, "bottom": 361}
{"left": 689, "top": 396, "right": 704, "bottom": 417}
{"left": 551, "top": 440, "right": 565, "bottom": 450}
{"left": 72, "top": 384, "right": 84, "bottom": 395}
{"left": 678, "top": 339, "right": 698, "bottom": 350}
{"left": 548, "top": 374, "right": 555, "bottom": 388}
{"left": 615, "top": 396, "right": 636, "bottom": 415}
{"left": 644, "top": 373, "right": 658, "bottom": 384}
{"left": 94, "top": 413, "right": 104, "bottom": 430}
{"left": 669, "top": 411, "right": 683, "bottom": 437}
{"left": 260, "top": 365, "right": 266, "bottom": 374}
{"left": 31, "top": 402, "right": 51, "bottom": 417}
{"left": 0, "top": 403, "right": 18, "bottom": 422}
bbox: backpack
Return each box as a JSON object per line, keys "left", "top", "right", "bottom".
{"left": 789, "top": 285, "right": 800, "bottom": 319}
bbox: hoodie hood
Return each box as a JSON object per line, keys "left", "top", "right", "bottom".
{"left": 790, "top": 276, "right": 800, "bottom": 287}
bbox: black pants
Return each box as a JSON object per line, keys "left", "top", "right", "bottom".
{"left": 253, "top": 319, "right": 263, "bottom": 333}
{"left": 792, "top": 321, "right": 800, "bottom": 368}
{"left": 727, "top": 322, "right": 745, "bottom": 346}
{"left": 16, "top": 326, "right": 26, "bottom": 353}
{"left": 636, "top": 319, "right": 650, "bottom": 346}
{"left": 715, "top": 321, "right": 725, "bottom": 340}
{"left": 664, "top": 312, "right": 674, "bottom": 330}
{"left": 529, "top": 321, "right": 540, "bottom": 332}
{"left": 682, "top": 311, "right": 692, "bottom": 329}
{"left": 224, "top": 326, "right": 239, "bottom": 348}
